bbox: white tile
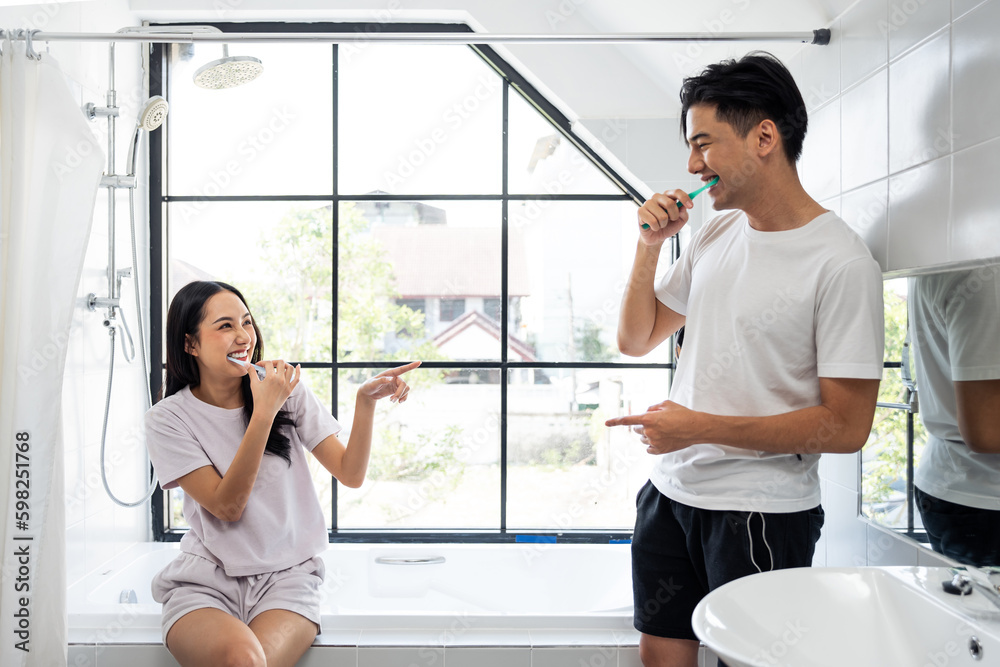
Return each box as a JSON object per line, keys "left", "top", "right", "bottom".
{"left": 842, "top": 70, "right": 888, "bottom": 192}
{"left": 840, "top": 179, "right": 889, "bottom": 271}
{"left": 954, "top": 0, "right": 992, "bottom": 21}
{"left": 866, "top": 523, "right": 920, "bottom": 566}
{"left": 818, "top": 451, "right": 861, "bottom": 493}
{"left": 841, "top": 0, "right": 888, "bottom": 90}
{"left": 298, "top": 647, "right": 357, "bottom": 667}
{"left": 700, "top": 644, "right": 721, "bottom": 667}
{"left": 531, "top": 646, "right": 618, "bottom": 667}
{"left": 315, "top": 628, "right": 362, "bottom": 647}
{"left": 91, "top": 645, "right": 176, "bottom": 667}
{"left": 68, "top": 644, "right": 95, "bottom": 667}
{"left": 887, "top": 156, "right": 951, "bottom": 271}
{"left": 888, "top": 1, "right": 950, "bottom": 60}
{"left": 918, "top": 546, "right": 959, "bottom": 567}
{"left": 358, "top": 629, "right": 447, "bottom": 647}
{"left": 443, "top": 629, "right": 533, "bottom": 647}
{"left": 358, "top": 647, "right": 443, "bottom": 667}
{"left": 953, "top": 0, "right": 1000, "bottom": 151}
{"left": 619, "top": 646, "right": 641, "bottom": 667}
{"left": 951, "top": 136, "right": 1000, "bottom": 262}
{"left": 889, "top": 31, "right": 951, "bottom": 174}
{"left": 823, "top": 481, "right": 867, "bottom": 567}
{"left": 447, "top": 647, "right": 530, "bottom": 667}
{"left": 530, "top": 629, "right": 621, "bottom": 647}
{"left": 799, "top": 19, "right": 842, "bottom": 111}
{"left": 800, "top": 99, "right": 840, "bottom": 201}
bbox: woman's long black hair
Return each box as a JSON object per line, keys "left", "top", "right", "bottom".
{"left": 161, "top": 280, "right": 295, "bottom": 465}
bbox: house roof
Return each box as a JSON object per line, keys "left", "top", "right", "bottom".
{"left": 373, "top": 226, "right": 530, "bottom": 298}
{"left": 432, "top": 310, "right": 537, "bottom": 361}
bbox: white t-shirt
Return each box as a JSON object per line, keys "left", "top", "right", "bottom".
{"left": 145, "top": 381, "right": 342, "bottom": 576}
{"left": 911, "top": 266, "right": 1000, "bottom": 510}
{"left": 652, "top": 209, "right": 884, "bottom": 512}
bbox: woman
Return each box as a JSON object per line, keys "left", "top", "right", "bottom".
{"left": 145, "top": 280, "right": 418, "bottom": 667}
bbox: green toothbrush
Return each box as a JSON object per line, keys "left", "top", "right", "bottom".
{"left": 641, "top": 176, "right": 719, "bottom": 229}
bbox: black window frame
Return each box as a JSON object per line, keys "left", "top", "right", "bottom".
{"left": 148, "top": 21, "right": 675, "bottom": 544}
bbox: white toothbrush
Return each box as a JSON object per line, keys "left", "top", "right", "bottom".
{"left": 228, "top": 355, "right": 267, "bottom": 380}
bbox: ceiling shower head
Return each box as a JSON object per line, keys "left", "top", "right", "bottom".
{"left": 138, "top": 95, "right": 169, "bottom": 131}
{"left": 194, "top": 44, "right": 264, "bottom": 89}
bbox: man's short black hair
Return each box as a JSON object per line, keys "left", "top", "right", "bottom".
{"left": 679, "top": 51, "right": 808, "bottom": 164}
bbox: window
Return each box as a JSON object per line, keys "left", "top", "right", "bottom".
{"left": 439, "top": 298, "right": 466, "bottom": 322}
{"left": 861, "top": 279, "right": 928, "bottom": 539}
{"left": 150, "top": 23, "right": 666, "bottom": 541}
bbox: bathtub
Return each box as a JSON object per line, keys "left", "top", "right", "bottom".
{"left": 67, "top": 542, "right": 649, "bottom": 666}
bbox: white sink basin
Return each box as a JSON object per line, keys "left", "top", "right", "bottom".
{"left": 692, "top": 567, "right": 1000, "bottom": 667}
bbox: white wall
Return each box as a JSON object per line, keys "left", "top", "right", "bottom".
{"left": 588, "top": 0, "right": 1000, "bottom": 569}
{"left": 0, "top": 0, "right": 152, "bottom": 586}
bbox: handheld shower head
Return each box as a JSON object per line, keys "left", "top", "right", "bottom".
{"left": 194, "top": 45, "right": 264, "bottom": 89}
{"left": 127, "top": 96, "right": 169, "bottom": 177}
{"left": 138, "top": 95, "right": 169, "bottom": 131}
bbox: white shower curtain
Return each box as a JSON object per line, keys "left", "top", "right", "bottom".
{"left": 0, "top": 39, "right": 104, "bottom": 667}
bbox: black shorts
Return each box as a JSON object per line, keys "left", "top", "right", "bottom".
{"left": 631, "top": 480, "right": 824, "bottom": 640}
{"left": 915, "top": 486, "right": 1000, "bottom": 568}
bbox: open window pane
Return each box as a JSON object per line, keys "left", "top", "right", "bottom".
{"left": 167, "top": 200, "right": 334, "bottom": 362}
{"left": 167, "top": 43, "right": 333, "bottom": 196}
{"left": 506, "top": 367, "right": 661, "bottom": 529}
{"left": 336, "top": 368, "right": 500, "bottom": 529}
{"left": 338, "top": 45, "right": 502, "bottom": 195}
{"left": 338, "top": 200, "right": 502, "bottom": 363}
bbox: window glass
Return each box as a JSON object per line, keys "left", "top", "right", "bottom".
{"left": 167, "top": 200, "right": 334, "bottom": 362}
{"left": 167, "top": 43, "right": 333, "bottom": 196}
{"left": 507, "top": 91, "right": 621, "bottom": 195}
{"left": 508, "top": 201, "right": 670, "bottom": 364}
{"left": 337, "top": 200, "right": 502, "bottom": 362}
{"left": 337, "top": 367, "right": 500, "bottom": 529}
{"left": 338, "top": 45, "right": 502, "bottom": 195}
{"left": 506, "top": 367, "right": 661, "bottom": 529}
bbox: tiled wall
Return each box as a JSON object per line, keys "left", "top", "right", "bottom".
{"left": 0, "top": 0, "right": 151, "bottom": 587}
{"left": 580, "top": 0, "right": 999, "bottom": 570}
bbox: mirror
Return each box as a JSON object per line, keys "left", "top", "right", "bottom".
{"left": 862, "top": 261, "right": 1000, "bottom": 568}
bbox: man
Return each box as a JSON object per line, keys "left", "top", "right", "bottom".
{"left": 605, "top": 52, "right": 884, "bottom": 667}
{"left": 909, "top": 266, "right": 1000, "bottom": 567}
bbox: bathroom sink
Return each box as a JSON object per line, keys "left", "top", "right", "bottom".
{"left": 692, "top": 567, "right": 1000, "bottom": 667}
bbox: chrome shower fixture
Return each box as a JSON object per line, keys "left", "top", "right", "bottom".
{"left": 138, "top": 95, "right": 168, "bottom": 131}
{"left": 193, "top": 44, "right": 264, "bottom": 89}
{"left": 126, "top": 95, "right": 168, "bottom": 177}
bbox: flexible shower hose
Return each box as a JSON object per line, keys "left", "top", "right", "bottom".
{"left": 99, "top": 186, "right": 158, "bottom": 508}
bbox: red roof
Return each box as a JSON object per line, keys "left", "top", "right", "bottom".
{"left": 432, "top": 310, "right": 537, "bottom": 361}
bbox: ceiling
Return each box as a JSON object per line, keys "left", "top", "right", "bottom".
{"left": 128, "top": 0, "right": 859, "bottom": 119}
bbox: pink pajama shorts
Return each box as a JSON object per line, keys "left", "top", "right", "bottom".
{"left": 151, "top": 552, "right": 325, "bottom": 645}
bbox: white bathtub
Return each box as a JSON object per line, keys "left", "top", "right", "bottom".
{"left": 68, "top": 541, "right": 641, "bottom": 662}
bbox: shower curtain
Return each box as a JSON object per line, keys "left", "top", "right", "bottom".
{"left": 0, "top": 39, "right": 104, "bottom": 666}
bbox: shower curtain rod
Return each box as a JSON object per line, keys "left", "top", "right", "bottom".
{"left": 5, "top": 27, "right": 831, "bottom": 48}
